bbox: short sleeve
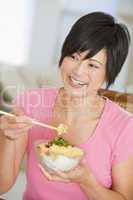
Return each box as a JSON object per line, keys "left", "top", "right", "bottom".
{"left": 112, "top": 117, "right": 133, "bottom": 165}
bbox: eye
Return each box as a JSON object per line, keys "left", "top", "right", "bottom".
{"left": 88, "top": 63, "right": 99, "bottom": 69}
{"left": 70, "top": 55, "right": 76, "bottom": 59}
{"left": 70, "top": 53, "right": 79, "bottom": 61}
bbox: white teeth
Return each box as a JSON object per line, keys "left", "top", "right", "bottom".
{"left": 70, "top": 77, "right": 86, "bottom": 85}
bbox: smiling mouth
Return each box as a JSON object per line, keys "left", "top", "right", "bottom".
{"left": 68, "top": 76, "right": 88, "bottom": 88}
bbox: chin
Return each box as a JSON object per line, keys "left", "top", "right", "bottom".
{"left": 64, "top": 85, "right": 89, "bottom": 98}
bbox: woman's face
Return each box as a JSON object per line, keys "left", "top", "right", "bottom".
{"left": 60, "top": 48, "right": 107, "bottom": 97}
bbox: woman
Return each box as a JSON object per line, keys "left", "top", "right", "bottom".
{"left": 0, "top": 12, "right": 133, "bottom": 200}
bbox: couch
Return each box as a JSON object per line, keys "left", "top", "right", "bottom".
{"left": 99, "top": 89, "right": 133, "bottom": 113}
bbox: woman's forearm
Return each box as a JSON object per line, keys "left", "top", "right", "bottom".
{"left": 80, "top": 174, "right": 126, "bottom": 200}
{"left": 0, "top": 134, "right": 16, "bottom": 193}
{"left": 0, "top": 131, "right": 27, "bottom": 194}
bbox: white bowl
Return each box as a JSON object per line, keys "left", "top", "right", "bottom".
{"left": 35, "top": 140, "right": 84, "bottom": 172}
{"left": 42, "top": 154, "right": 82, "bottom": 172}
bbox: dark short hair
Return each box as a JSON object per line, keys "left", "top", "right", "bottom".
{"left": 59, "top": 12, "right": 130, "bottom": 88}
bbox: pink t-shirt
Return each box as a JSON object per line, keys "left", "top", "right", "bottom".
{"left": 15, "top": 87, "right": 133, "bottom": 200}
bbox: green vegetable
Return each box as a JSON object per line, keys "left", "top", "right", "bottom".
{"left": 48, "top": 137, "right": 71, "bottom": 147}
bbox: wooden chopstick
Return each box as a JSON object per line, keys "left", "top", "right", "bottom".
{"left": 0, "top": 110, "right": 57, "bottom": 131}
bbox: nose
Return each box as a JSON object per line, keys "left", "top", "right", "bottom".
{"left": 72, "top": 61, "right": 87, "bottom": 76}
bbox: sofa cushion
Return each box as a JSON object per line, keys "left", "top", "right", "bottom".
{"left": 99, "top": 89, "right": 133, "bottom": 113}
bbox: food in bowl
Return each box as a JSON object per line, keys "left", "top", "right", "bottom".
{"left": 36, "top": 137, "right": 84, "bottom": 172}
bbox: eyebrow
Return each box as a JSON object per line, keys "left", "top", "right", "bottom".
{"left": 89, "top": 58, "right": 103, "bottom": 66}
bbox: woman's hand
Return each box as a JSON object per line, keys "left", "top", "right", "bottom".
{"left": 38, "top": 164, "right": 70, "bottom": 182}
{"left": 38, "top": 159, "right": 92, "bottom": 185}
{"left": 0, "top": 107, "right": 33, "bottom": 140}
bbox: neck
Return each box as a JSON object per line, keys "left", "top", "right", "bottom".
{"left": 58, "top": 87, "right": 102, "bottom": 112}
